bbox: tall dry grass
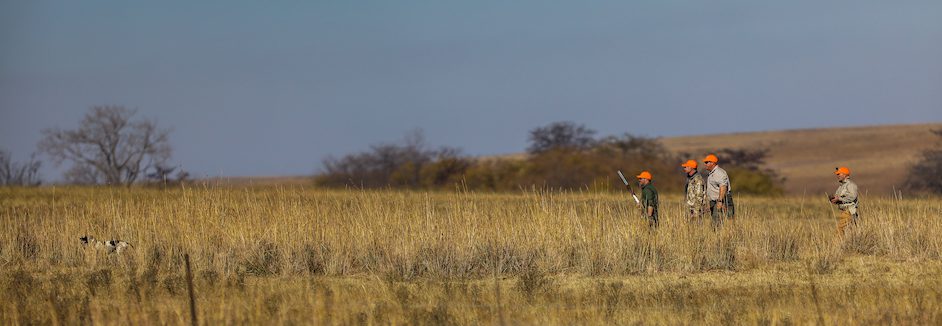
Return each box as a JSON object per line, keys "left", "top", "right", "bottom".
{"left": 1, "top": 186, "right": 940, "bottom": 324}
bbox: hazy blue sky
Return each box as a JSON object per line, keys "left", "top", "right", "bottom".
{"left": 2, "top": 1, "right": 941, "bottom": 179}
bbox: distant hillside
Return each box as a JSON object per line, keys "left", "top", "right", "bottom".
{"left": 659, "top": 123, "right": 942, "bottom": 196}
{"left": 203, "top": 123, "right": 940, "bottom": 196}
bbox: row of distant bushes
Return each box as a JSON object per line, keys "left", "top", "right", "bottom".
{"left": 314, "top": 122, "right": 786, "bottom": 195}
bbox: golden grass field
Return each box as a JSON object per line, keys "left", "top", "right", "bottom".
{"left": 2, "top": 186, "right": 941, "bottom": 325}
{"left": 660, "top": 123, "right": 942, "bottom": 195}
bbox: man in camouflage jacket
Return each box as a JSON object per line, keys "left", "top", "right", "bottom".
{"left": 682, "top": 160, "right": 705, "bottom": 223}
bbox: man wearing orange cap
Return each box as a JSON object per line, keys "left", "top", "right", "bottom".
{"left": 830, "top": 166, "right": 859, "bottom": 236}
{"left": 704, "top": 154, "right": 734, "bottom": 226}
{"left": 637, "top": 171, "right": 659, "bottom": 229}
{"left": 682, "top": 160, "right": 705, "bottom": 222}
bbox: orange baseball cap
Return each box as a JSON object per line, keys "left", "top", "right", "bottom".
{"left": 834, "top": 167, "right": 851, "bottom": 175}
{"left": 636, "top": 171, "right": 653, "bottom": 180}
{"left": 703, "top": 154, "right": 719, "bottom": 163}
{"left": 681, "top": 160, "right": 698, "bottom": 168}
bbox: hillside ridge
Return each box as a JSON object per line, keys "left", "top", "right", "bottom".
{"left": 659, "top": 122, "right": 941, "bottom": 195}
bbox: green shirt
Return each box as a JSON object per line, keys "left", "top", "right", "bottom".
{"left": 641, "top": 184, "right": 659, "bottom": 218}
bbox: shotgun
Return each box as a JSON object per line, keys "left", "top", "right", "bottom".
{"left": 617, "top": 170, "right": 645, "bottom": 218}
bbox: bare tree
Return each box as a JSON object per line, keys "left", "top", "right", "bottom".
{"left": 316, "top": 129, "right": 469, "bottom": 189}
{"left": 62, "top": 163, "right": 101, "bottom": 185}
{"left": 0, "top": 149, "right": 42, "bottom": 186}
{"left": 595, "top": 134, "right": 670, "bottom": 160}
{"left": 38, "top": 106, "right": 172, "bottom": 186}
{"left": 527, "top": 121, "right": 597, "bottom": 154}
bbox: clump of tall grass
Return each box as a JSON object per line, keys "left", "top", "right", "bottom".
{"left": 842, "top": 226, "right": 881, "bottom": 255}
{"left": 767, "top": 225, "right": 801, "bottom": 261}
{"left": 244, "top": 241, "right": 283, "bottom": 276}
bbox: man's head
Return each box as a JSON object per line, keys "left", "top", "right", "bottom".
{"left": 636, "top": 171, "right": 652, "bottom": 186}
{"left": 681, "top": 160, "right": 698, "bottom": 175}
{"left": 834, "top": 166, "right": 850, "bottom": 181}
{"left": 703, "top": 154, "right": 719, "bottom": 171}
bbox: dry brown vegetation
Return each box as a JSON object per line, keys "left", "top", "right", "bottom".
{"left": 660, "top": 123, "right": 942, "bottom": 195}
{"left": 225, "top": 123, "right": 940, "bottom": 196}
{"left": 2, "top": 186, "right": 941, "bottom": 324}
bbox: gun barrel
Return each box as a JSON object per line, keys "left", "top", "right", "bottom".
{"left": 617, "top": 170, "right": 630, "bottom": 186}
{"left": 618, "top": 170, "right": 641, "bottom": 205}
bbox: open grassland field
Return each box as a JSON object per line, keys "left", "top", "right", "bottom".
{"left": 660, "top": 123, "right": 942, "bottom": 195}
{"left": 2, "top": 186, "right": 941, "bottom": 325}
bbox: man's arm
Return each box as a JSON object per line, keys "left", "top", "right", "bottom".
{"left": 684, "top": 184, "right": 695, "bottom": 207}
{"left": 695, "top": 177, "right": 706, "bottom": 211}
{"left": 716, "top": 185, "right": 727, "bottom": 208}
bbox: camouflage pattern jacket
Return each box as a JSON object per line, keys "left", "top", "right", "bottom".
{"left": 685, "top": 172, "right": 705, "bottom": 213}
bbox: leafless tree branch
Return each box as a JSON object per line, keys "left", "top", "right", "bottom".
{"left": 38, "top": 106, "right": 172, "bottom": 186}
{"left": 0, "top": 150, "right": 42, "bottom": 186}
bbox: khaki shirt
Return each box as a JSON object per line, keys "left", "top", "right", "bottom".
{"left": 685, "top": 172, "right": 705, "bottom": 211}
{"left": 706, "top": 166, "right": 730, "bottom": 201}
{"left": 834, "top": 178, "right": 859, "bottom": 211}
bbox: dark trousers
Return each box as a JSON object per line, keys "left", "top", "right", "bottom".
{"left": 709, "top": 200, "right": 733, "bottom": 227}
{"left": 647, "top": 214, "right": 659, "bottom": 229}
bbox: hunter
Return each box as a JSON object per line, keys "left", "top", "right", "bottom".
{"left": 830, "top": 166, "right": 859, "bottom": 236}
{"left": 704, "top": 154, "right": 734, "bottom": 226}
{"left": 637, "top": 171, "right": 659, "bottom": 229}
{"left": 682, "top": 160, "right": 705, "bottom": 223}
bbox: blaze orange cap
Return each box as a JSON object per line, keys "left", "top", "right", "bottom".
{"left": 636, "top": 171, "right": 653, "bottom": 180}
{"left": 703, "top": 154, "right": 719, "bottom": 163}
{"left": 681, "top": 160, "right": 698, "bottom": 168}
{"left": 834, "top": 167, "right": 851, "bottom": 175}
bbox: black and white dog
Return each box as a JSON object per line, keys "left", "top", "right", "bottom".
{"left": 80, "top": 235, "right": 132, "bottom": 254}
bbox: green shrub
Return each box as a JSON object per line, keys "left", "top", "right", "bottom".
{"left": 727, "top": 167, "right": 784, "bottom": 196}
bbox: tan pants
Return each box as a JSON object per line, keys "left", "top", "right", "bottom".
{"left": 836, "top": 210, "right": 853, "bottom": 236}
